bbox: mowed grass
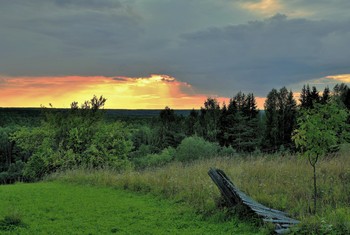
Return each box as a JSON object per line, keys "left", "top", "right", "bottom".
{"left": 0, "top": 182, "right": 263, "bottom": 235}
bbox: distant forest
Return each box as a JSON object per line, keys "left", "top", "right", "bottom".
{"left": 1, "top": 83, "right": 350, "bottom": 183}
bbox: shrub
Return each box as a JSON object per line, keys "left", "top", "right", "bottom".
{"left": 219, "top": 146, "right": 237, "bottom": 157}
{"left": 175, "top": 136, "right": 219, "bottom": 162}
{"left": 134, "top": 147, "right": 176, "bottom": 169}
{"left": 129, "top": 144, "right": 156, "bottom": 160}
{"left": 23, "top": 151, "right": 50, "bottom": 181}
{"left": 12, "top": 117, "right": 133, "bottom": 180}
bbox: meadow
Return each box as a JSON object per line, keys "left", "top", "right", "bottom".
{"left": 0, "top": 182, "right": 263, "bottom": 234}
{"left": 51, "top": 150, "right": 350, "bottom": 234}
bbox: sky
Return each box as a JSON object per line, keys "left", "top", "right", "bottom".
{"left": 1, "top": 0, "right": 350, "bottom": 109}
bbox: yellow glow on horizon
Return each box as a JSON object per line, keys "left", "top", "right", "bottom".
{"left": 2, "top": 74, "right": 257, "bottom": 109}
{"left": 325, "top": 74, "right": 350, "bottom": 83}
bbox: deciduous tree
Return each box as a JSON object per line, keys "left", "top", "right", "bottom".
{"left": 292, "top": 101, "right": 350, "bottom": 213}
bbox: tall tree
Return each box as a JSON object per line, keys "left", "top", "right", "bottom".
{"left": 277, "top": 87, "right": 297, "bottom": 146}
{"left": 185, "top": 109, "right": 199, "bottom": 136}
{"left": 333, "top": 83, "right": 350, "bottom": 110}
{"left": 320, "top": 86, "right": 330, "bottom": 104}
{"left": 310, "top": 86, "right": 320, "bottom": 105}
{"left": 264, "top": 87, "right": 297, "bottom": 150}
{"left": 264, "top": 89, "right": 279, "bottom": 149}
{"left": 299, "top": 85, "right": 320, "bottom": 109}
{"left": 220, "top": 92, "right": 260, "bottom": 152}
{"left": 217, "top": 104, "right": 229, "bottom": 147}
{"left": 199, "top": 98, "right": 221, "bottom": 142}
{"left": 218, "top": 98, "right": 237, "bottom": 147}
{"left": 157, "top": 106, "right": 184, "bottom": 149}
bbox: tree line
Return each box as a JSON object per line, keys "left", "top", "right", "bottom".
{"left": 152, "top": 84, "right": 349, "bottom": 153}
{"left": 1, "top": 84, "right": 350, "bottom": 183}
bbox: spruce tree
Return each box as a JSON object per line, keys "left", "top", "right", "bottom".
{"left": 185, "top": 109, "right": 199, "bottom": 136}
{"left": 299, "top": 85, "right": 320, "bottom": 109}
{"left": 333, "top": 83, "right": 350, "bottom": 109}
{"left": 264, "top": 87, "right": 297, "bottom": 151}
{"left": 264, "top": 89, "right": 279, "bottom": 150}
{"left": 223, "top": 92, "right": 260, "bottom": 152}
{"left": 320, "top": 87, "right": 330, "bottom": 104}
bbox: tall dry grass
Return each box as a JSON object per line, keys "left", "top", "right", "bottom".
{"left": 49, "top": 150, "right": 350, "bottom": 233}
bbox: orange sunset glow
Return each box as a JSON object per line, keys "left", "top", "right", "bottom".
{"left": 325, "top": 74, "right": 350, "bottom": 83}
{"left": 1, "top": 74, "right": 265, "bottom": 109}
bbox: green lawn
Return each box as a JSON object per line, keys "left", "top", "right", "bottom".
{"left": 0, "top": 182, "right": 262, "bottom": 234}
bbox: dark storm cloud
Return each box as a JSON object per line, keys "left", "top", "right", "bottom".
{"left": 3, "top": 0, "right": 141, "bottom": 48}
{"left": 0, "top": 0, "right": 143, "bottom": 76}
{"left": 0, "top": 0, "right": 350, "bottom": 97}
{"left": 170, "top": 14, "right": 350, "bottom": 96}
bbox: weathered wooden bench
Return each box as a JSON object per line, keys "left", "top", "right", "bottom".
{"left": 208, "top": 168, "right": 300, "bottom": 234}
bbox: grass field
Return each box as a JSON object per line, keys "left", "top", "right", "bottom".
{"left": 0, "top": 182, "right": 264, "bottom": 234}
{"left": 51, "top": 150, "right": 350, "bottom": 234}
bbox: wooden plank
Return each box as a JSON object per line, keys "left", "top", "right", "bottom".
{"left": 250, "top": 208, "right": 287, "bottom": 219}
{"left": 247, "top": 205, "right": 293, "bottom": 220}
{"left": 208, "top": 169, "right": 239, "bottom": 207}
{"left": 236, "top": 193, "right": 288, "bottom": 215}
{"left": 208, "top": 168, "right": 300, "bottom": 234}
{"left": 231, "top": 191, "right": 290, "bottom": 216}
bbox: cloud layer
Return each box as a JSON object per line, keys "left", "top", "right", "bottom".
{"left": 1, "top": 0, "right": 350, "bottom": 99}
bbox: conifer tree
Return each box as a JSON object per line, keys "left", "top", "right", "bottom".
{"left": 333, "top": 83, "right": 350, "bottom": 110}
{"left": 320, "top": 86, "right": 330, "bottom": 104}
{"left": 264, "top": 89, "right": 279, "bottom": 149}
{"left": 264, "top": 87, "right": 297, "bottom": 150}
{"left": 185, "top": 109, "right": 199, "bottom": 136}
{"left": 221, "top": 92, "right": 260, "bottom": 152}
{"left": 299, "top": 85, "right": 320, "bottom": 109}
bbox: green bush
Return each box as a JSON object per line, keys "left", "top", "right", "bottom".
{"left": 175, "top": 136, "right": 219, "bottom": 162}
{"left": 23, "top": 151, "right": 50, "bottom": 181}
{"left": 12, "top": 106, "right": 134, "bottom": 180}
{"left": 129, "top": 144, "right": 156, "bottom": 159}
{"left": 134, "top": 147, "right": 176, "bottom": 169}
{"left": 82, "top": 122, "right": 133, "bottom": 169}
{"left": 219, "top": 146, "right": 237, "bottom": 157}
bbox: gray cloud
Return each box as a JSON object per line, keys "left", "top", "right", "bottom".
{"left": 53, "top": 0, "right": 123, "bottom": 10}
{"left": 0, "top": 0, "right": 350, "bottom": 97}
{"left": 169, "top": 14, "right": 350, "bottom": 96}
{"left": 0, "top": 0, "right": 143, "bottom": 76}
